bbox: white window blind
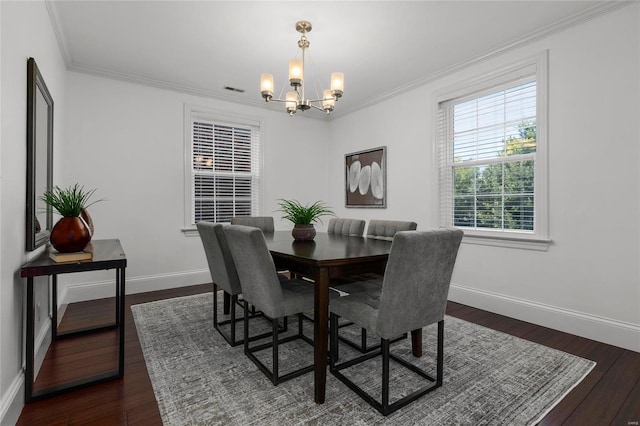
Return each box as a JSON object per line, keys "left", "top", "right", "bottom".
{"left": 439, "top": 77, "right": 538, "bottom": 234}
{"left": 189, "top": 113, "right": 261, "bottom": 225}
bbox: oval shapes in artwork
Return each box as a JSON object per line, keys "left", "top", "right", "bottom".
{"left": 358, "top": 165, "right": 371, "bottom": 195}
{"left": 370, "top": 161, "right": 384, "bottom": 199}
{"left": 349, "top": 161, "right": 361, "bottom": 193}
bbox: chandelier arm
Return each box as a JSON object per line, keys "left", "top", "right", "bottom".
{"left": 309, "top": 103, "right": 333, "bottom": 115}
{"left": 269, "top": 96, "right": 338, "bottom": 105}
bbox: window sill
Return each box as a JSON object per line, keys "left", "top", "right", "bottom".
{"left": 182, "top": 227, "right": 199, "bottom": 237}
{"left": 460, "top": 231, "right": 551, "bottom": 251}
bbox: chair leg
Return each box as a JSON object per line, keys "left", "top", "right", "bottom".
{"left": 229, "top": 294, "right": 237, "bottom": 344}
{"left": 213, "top": 288, "right": 218, "bottom": 329}
{"left": 362, "top": 328, "right": 368, "bottom": 351}
{"left": 330, "top": 313, "right": 338, "bottom": 366}
{"left": 272, "top": 317, "right": 279, "bottom": 385}
{"left": 215, "top": 290, "right": 280, "bottom": 347}
{"left": 381, "top": 338, "right": 390, "bottom": 412}
{"left": 330, "top": 319, "right": 445, "bottom": 416}
{"left": 223, "top": 289, "right": 231, "bottom": 315}
{"left": 243, "top": 300, "right": 250, "bottom": 354}
{"left": 214, "top": 290, "right": 244, "bottom": 347}
{"left": 437, "top": 320, "right": 444, "bottom": 386}
{"left": 243, "top": 308, "right": 314, "bottom": 386}
{"left": 214, "top": 290, "right": 241, "bottom": 346}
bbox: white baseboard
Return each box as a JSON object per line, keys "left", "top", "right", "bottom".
{"left": 59, "top": 272, "right": 640, "bottom": 352}
{"left": 0, "top": 372, "right": 24, "bottom": 426}
{"left": 60, "top": 269, "right": 211, "bottom": 305}
{"left": 0, "top": 310, "right": 52, "bottom": 426}
{"left": 449, "top": 283, "right": 640, "bottom": 352}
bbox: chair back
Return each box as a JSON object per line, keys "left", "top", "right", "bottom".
{"left": 376, "top": 229, "right": 463, "bottom": 339}
{"left": 366, "top": 220, "right": 417, "bottom": 241}
{"left": 196, "top": 222, "right": 242, "bottom": 296}
{"left": 230, "top": 216, "right": 275, "bottom": 233}
{"left": 224, "top": 225, "right": 285, "bottom": 318}
{"left": 327, "top": 218, "right": 366, "bottom": 237}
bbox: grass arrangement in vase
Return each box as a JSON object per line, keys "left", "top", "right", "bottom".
{"left": 277, "top": 199, "right": 334, "bottom": 240}
{"left": 40, "top": 183, "right": 104, "bottom": 253}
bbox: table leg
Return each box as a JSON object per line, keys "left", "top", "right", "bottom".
{"left": 411, "top": 329, "right": 423, "bottom": 357}
{"left": 25, "top": 278, "right": 35, "bottom": 402}
{"left": 118, "top": 267, "right": 126, "bottom": 377}
{"left": 223, "top": 289, "right": 231, "bottom": 315}
{"left": 115, "top": 269, "right": 121, "bottom": 327}
{"left": 51, "top": 275, "right": 58, "bottom": 340}
{"left": 314, "top": 268, "right": 330, "bottom": 404}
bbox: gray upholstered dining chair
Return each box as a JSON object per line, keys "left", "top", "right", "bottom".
{"left": 196, "top": 222, "right": 274, "bottom": 347}
{"left": 225, "top": 224, "right": 318, "bottom": 385}
{"left": 231, "top": 215, "right": 291, "bottom": 277}
{"left": 366, "top": 219, "right": 417, "bottom": 240}
{"left": 327, "top": 218, "right": 366, "bottom": 237}
{"left": 329, "top": 229, "right": 463, "bottom": 416}
{"left": 335, "top": 219, "right": 418, "bottom": 353}
{"left": 230, "top": 216, "right": 275, "bottom": 232}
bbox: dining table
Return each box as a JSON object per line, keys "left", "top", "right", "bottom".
{"left": 263, "top": 231, "right": 423, "bottom": 404}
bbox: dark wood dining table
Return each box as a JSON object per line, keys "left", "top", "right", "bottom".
{"left": 264, "top": 231, "right": 422, "bottom": 404}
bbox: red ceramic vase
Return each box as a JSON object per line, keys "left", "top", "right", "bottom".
{"left": 50, "top": 216, "right": 91, "bottom": 252}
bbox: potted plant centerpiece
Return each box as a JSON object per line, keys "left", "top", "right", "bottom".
{"left": 40, "top": 183, "right": 104, "bottom": 252}
{"left": 277, "top": 199, "right": 334, "bottom": 241}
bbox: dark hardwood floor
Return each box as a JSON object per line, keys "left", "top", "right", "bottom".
{"left": 17, "top": 284, "right": 640, "bottom": 425}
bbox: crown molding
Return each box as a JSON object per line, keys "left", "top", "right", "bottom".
{"left": 68, "top": 62, "right": 270, "bottom": 107}
{"left": 336, "top": 1, "right": 634, "bottom": 119}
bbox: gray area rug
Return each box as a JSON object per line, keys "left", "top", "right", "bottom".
{"left": 131, "top": 292, "right": 595, "bottom": 425}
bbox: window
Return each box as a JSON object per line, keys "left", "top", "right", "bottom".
{"left": 437, "top": 54, "right": 548, "bottom": 249}
{"left": 183, "top": 105, "right": 261, "bottom": 231}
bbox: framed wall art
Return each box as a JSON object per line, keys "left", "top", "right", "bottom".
{"left": 345, "top": 146, "right": 386, "bottom": 208}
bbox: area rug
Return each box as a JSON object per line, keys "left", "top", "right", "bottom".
{"left": 131, "top": 292, "right": 595, "bottom": 425}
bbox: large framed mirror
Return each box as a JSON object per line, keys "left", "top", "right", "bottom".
{"left": 26, "top": 57, "right": 53, "bottom": 251}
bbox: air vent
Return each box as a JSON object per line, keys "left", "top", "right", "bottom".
{"left": 224, "top": 86, "right": 245, "bottom": 93}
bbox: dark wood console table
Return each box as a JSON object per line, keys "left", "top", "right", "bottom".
{"left": 20, "top": 239, "right": 127, "bottom": 403}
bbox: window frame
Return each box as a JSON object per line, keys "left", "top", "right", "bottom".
{"left": 182, "top": 104, "right": 263, "bottom": 235}
{"left": 435, "top": 52, "right": 550, "bottom": 251}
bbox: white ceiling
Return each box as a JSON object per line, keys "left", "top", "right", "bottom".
{"left": 48, "top": 1, "right": 623, "bottom": 119}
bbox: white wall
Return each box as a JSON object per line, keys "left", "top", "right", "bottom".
{"left": 58, "top": 72, "right": 330, "bottom": 302}
{"left": 329, "top": 5, "right": 640, "bottom": 351}
{"left": 0, "top": 1, "right": 67, "bottom": 424}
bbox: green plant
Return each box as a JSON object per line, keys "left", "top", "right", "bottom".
{"left": 277, "top": 199, "right": 334, "bottom": 225}
{"left": 40, "top": 183, "right": 104, "bottom": 217}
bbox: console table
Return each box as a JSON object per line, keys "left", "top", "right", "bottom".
{"left": 20, "top": 239, "right": 127, "bottom": 403}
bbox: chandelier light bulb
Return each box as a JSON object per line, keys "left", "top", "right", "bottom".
{"left": 289, "top": 59, "right": 303, "bottom": 87}
{"left": 331, "top": 72, "right": 344, "bottom": 99}
{"left": 322, "top": 89, "right": 335, "bottom": 113}
{"left": 286, "top": 91, "right": 298, "bottom": 115}
{"left": 261, "top": 73, "right": 274, "bottom": 100}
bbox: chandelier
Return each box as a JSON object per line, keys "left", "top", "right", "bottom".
{"left": 260, "top": 21, "right": 344, "bottom": 116}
